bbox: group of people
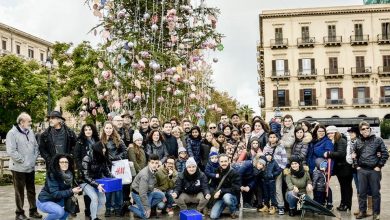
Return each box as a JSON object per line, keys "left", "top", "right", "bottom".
{"left": 5, "top": 110, "right": 389, "bottom": 220}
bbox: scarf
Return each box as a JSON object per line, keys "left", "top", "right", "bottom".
{"left": 290, "top": 165, "right": 305, "bottom": 178}
{"left": 60, "top": 170, "right": 73, "bottom": 186}
{"left": 184, "top": 167, "right": 200, "bottom": 181}
{"left": 251, "top": 129, "right": 264, "bottom": 139}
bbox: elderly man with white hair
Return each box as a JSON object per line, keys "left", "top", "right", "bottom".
{"left": 6, "top": 112, "right": 42, "bottom": 220}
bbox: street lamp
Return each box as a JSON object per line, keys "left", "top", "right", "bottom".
{"left": 45, "top": 49, "right": 53, "bottom": 115}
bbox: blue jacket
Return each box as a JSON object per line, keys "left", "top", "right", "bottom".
{"left": 38, "top": 172, "right": 73, "bottom": 203}
{"left": 264, "top": 159, "right": 282, "bottom": 181}
{"left": 269, "top": 120, "right": 281, "bottom": 139}
{"left": 186, "top": 138, "right": 202, "bottom": 164}
{"left": 232, "top": 160, "right": 260, "bottom": 189}
{"left": 307, "top": 136, "right": 334, "bottom": 173}
{"left": 176, "top": 158, "right": 187, "bottom": 173}
{"left": 205, "top": 160, "right": 219, "bottom": 180}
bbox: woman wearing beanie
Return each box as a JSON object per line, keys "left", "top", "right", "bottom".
{"left": 128, "top": 131, "right": 147, "bottom": 175}
{"left": 324, "top": 125, "right": 352, "bottom": 212}
{"left": 171, "top": 157, "right": 211, "bottom": 214}
{"left": 284, "top": 156, "right": 312, "bottom": 216}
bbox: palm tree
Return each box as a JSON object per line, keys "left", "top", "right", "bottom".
{"left": 238, "top": 105, "right": 255, "bottom": 121}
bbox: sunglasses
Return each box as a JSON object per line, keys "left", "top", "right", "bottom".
{"left": 141, "top": 121, "right": 148, "bottom": 124}
{"left": 360, "top": 127, "right": 370, "bottom": 131}
{"left": 209, "top": 126, "right": 216, "bottom": 129}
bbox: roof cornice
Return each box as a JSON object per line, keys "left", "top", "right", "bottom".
{"left": 0, "top": 22, "right": 53, "bottom": 47}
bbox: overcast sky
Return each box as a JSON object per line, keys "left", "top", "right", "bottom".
{"left": 0, "top": 0, "right": 363, "bottom": 114}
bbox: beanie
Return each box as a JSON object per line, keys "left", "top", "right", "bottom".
{"left": 290, "top": 156, "right": 301, "bottom": 165}
{"left": 209, "top": 151, "right": 219, "bottom": 158}
{"left": 178, "top": 147, "right": 187, "bottom": 153}
{"left": 133, "top": 131, "right": 143, "bottom": 141}
{"left": 186, "top": 157, "right": 197, "bottom": 168}
{"left": 326, "top": 125, "right": 338, "bottom": 134}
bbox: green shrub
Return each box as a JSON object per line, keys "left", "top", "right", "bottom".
{"left": 0, "top": 174, "right": 13, "bottom": 186}
{"left": 380, "top": 119, "right": 390, "bottom": 139}
{"left": 35, "top": 171, "right": 46, "bottom": 185}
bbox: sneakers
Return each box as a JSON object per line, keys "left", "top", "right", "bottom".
{"left": 104, "top": 209, "right": 111, "bottom": 217}
{"left": 373, "top": 213, "right": 380, "bottom": 220}
{"left": 230, "top": 211, "right": 238, "bottom": 219}
{"left": 257, "top": 206, "right": 268, "bottom": 212}
{"left": 356, "top": 212, "right": 368, "bottom": 219}
{"left": 29, "top": 212, "right": 42, "bottom": 219}
{"left": 269, "top": 206, "right": 276, "bottom": 215}
{"left": 167, "top": 208, "right": 174, "bottom": 216}
{"left": 278, "top": 207, "right": 285, "bottom": 215}
{"left": 288, "top": 208, "right": 297, "bottom": 217}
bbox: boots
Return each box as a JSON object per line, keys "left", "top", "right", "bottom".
{"left": 367, "top": 196, "right": 373, "bottom": 216}
{"left": 268, "top": 206, "right": 276, "bottom": 215}
{"left": 258, "top": 205, "right": 268, "bottom": 212}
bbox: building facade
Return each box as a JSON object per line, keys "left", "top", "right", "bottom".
{"left": 257, "top": 4, "right": 390, "bottom": 121}
{"left": 0, "top": 22, "right": 52, "bottom": 64}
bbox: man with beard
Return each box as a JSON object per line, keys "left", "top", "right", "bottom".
{"left": 39, "top": 111, "right": 77, "bottom": 169}
{"left": 181, "top": 119, "right": 193, "bottom": 139}
{"left": 230, "top": 114, "right": 241, "bottom": 130}
{"left": 209, "top": 154, "right": 241, "bottom": 220}
{"left": 218, "top": 114, "right": 230, "bottom": 131}
{"left": 150, "top": 116, "right": 160, "bottom": 130}
{"left": 121, "top": 111, "right": 134, "bottom": 147}
{"left": 139, "top": 117, "right": 151, "bottom": 146}
{"left": 162, "top": 122, "right": 178, "bottom": 158}
{"left": 155, "top": 156, "right": 178, "bottom": 216}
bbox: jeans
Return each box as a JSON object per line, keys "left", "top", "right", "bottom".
{"left": 263, "top": 179, "right": 277, "bottom": 207}
{"left": 285, "top": 191, "right": 298, "bottom": 209}
{"left": 80, "top": 183, "right": 106, "bottom": 219}
{"left": 275, "top": 173, "right": 284, "bottom": 208}
{"left": 106, "top": 190, "right": 123, "bottom": 210}
{"left": 314, "top": 188, "right": 332, "bottom": 206}
{"left": 164, "top": 190, "right": 175, "bottom": 208}
{"left": 210, "top": 193, "right": 238, "bottom": 219}
{"left": 358, "top": 168, "right": 382, "bottom": 214}
{"left": 11, "top": 170, "right": 37, "bottom": 215}
{"left": 36, "top": 199, "right": 68, "bottom": 220}
{"left": 129, "top": 191, "right": 165, "bottom": 219}
{"left": 353, "top": 171, "right": 359, "bottom": 194}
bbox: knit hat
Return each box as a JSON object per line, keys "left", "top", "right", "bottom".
{"left": 186, "top": 157, "right": 197, "bottom": 168}
{"left": 326, "top": 125, "right": 338, "bottom": 134}
{"left": 133, "top": 132, "right": 143, "bottom": 141}
{"left": 210, "top": 146, "right": 219, "bottom": 153}
{"left": 315, "top": 158, "right": 327, "bottom": 170}
{"left": 320, "top": 161, "right": 328, "bottom": 170}
{"left": 290, "top": 156, "right": 301, "bottom": 165}
{"left": 209, "top": 151, "right": 219, "bottom": 158}
{"left": 178, "top": 147, "right": 187, "bottom": 153}
{"left": 257, "top": 158, "right": 266, "bottom": 166}
{"left": 347, "top": 126, "right": 359, "bottom": 134}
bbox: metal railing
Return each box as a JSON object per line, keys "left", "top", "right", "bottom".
{"left": 270, "top": 38, "right": 288, "bottom": 48}
{"left": 324, "top": 68, "right": 344, "bottom": 75}
{"left": 298, "top": 69, "right": 317, "bottom": 77}
{"left": 380, "top": 97, "right": 390, "bottom": 103}
{"left": 326, "top": 99, "right": 345, "bottom": 105}
{"left": 298, "top": 99, "right": 318, "bottom": 106}
{"left": 323, "top": 36, "right": 342, "bottom": 44}
{"left": 351, "top": 66, "right": 372, "bottom": 75}
{"left": 377, "top": 34, "right": 390, "bottom": 43}
{"left": 352, "top": 98, "right": 373, "bottom": 105}
{"left": 297, "top": 37, "right": 315, "bottom": 46}
{"left": 350, "top": 35, "right": 369, "bottom": 43}
{"left": 273, "top": 100, "right": 291, "bottom": 107}
{"left": 378, "top": 66, "right": 390, "bottom": 74}
{"left": 271, "top": 70, "right": 290, "bottom": 77}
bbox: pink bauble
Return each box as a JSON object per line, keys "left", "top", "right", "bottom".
{"left": 89, "top": 101, "right": 96, "bottom": 108}
{"left": 128, "top": 93, "right": 135, "bottom": 99}
{"left": 91, "top": 109, "right": 97, "bottom": 116}
{"left": 79, "top": 111, "right": 86, "bottom": 117}
{"left": 166, "top": 87, "right": 172, "bottom": 92}
{"left": 154, "top": 74, "right": 162, "bottom": 81}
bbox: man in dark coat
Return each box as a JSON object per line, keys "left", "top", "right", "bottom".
{"left": 162, "top": 122, "right": 178, "bottom": 158}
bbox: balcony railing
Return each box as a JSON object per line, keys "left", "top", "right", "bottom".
{"left": 326, "top": 99, "right": 346, "bottom": 105}
{"left": 351, "top": 66, "right": 372, "bottom": 77}
{"left": 350, "top": 35, "right": 369, "bottom": 45}
{"left": 298, "top": 99, "right": 318, "bottom": 107}
{"left": 323, "top": 36, "right": 342, "bottom": 46}
{"left": 377, "top": 34, "right": 390, "bottom": 44}
{"left": 380, "top": 97, "right": 390, "bottom": 104}
{"left": 297, "top": 37, "right": 315, "bottom": 48}
{"left": 271, "top": 70, "right": 290, "bottom": 80}
{"left": 324, "top": 68, "right": 344, "bottom": 79}
{"left": 352, "top": 98, "right": 373, "bottom": 105}
{"left": 270, "top": 38, "right": 288, "bottom": 49}
{"left": 378, "top": 66, "right": 390, "bottom": 77}
{"left": 297, "top": 69, "right": 317, "bottom": 79}
{"left": 272, "top": 100, "right": 291, "bottom": 108}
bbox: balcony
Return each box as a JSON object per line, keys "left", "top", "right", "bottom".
{"left": 323, "top": 36, "right": 342, "bottom": 46}
{"left": 298, "top": 99, "right": 318, "bottom": 109}
{"left": 377, "top": 34, "right": 390, "bottom": 45}
{"left": 351, "top": 67, "right": 372, "bottom": 78}
{"left": 378, "top": 66, "right": 390, "bottom": 77}
{"left": 297, "top": 37, "right": 315, "bottom": 48}
{"left": 380, "top": 97, "right": 390, "bottom": 106}
{"left": 352, "top": 98, "right": 373, "bottom": 107}
{"left": 270, "top": 38, "right": 288, "bottom": 49}
{"left": 350, "top": 35, "right": 369, "bottom": 45}
{"left": 297, "top": 69, "right": 317, "bottom": 80}
{"left": 272, "top": 100, "right": 291, "bottom": 109}
{"left": 271, "top": 70, "right": 290, "bottom": 81}
{"left": 324, "top": 68, "right": 344, "bottom": 79}
{"left": 326, "top": 99, "right": 346, "bottom": 108}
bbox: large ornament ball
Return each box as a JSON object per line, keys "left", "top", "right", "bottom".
{"left": 82, "top": 105, "right": 87, "bottom": 111}
{"left": 82, "top": 97, "right": 88, "bottom": 104}
{"left": 151, "top": 24, "right": 158, "bottom": 32}
{"left": 213, "top": 58, "right": 219, "bottom": 63}
{"left": 114, "top": 80, "right": 121, "bottom": 87}
{"left": 104, "top": 91, "right": 110, "bottom": 97}
{"left": 143, "top": 13, "right": 150, "bottom": 20}
{"left": 154, "top": 74, "right": 162, "bottom": 81}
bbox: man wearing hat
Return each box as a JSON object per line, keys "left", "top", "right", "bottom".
{"left": 39, "top": 111, "right": 77, "bottom": 168}
{"left": 121, "top": 111, "right": 134, "bottom": 147}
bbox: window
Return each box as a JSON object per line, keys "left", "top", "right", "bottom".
{"left": 384, "top": 55, "right": 390, "bottom": 72}
{"left": 299, "top": 89, "right": 316, "bottom": 106}
{"left": 330, "top": 88, "right": 339, "bottom": 100}
{"left": 384, "top": 86, "right": 390, "bottom": 97}
{"left": 298, "top": 58, "right": 315, "bottom": 75}
{"left": 329, "top": 57, "right": 338, "bottom": 74}
{"left": 328, "top": 25, "right": 336, "bottom": 41}
{"left": 272, "top": 59, "right": 288, "bottom": 76}
{"left": 326, "top": 88, "right": 343, "bottom": 104}
{"left": 275, "top": 28, "right": 283, "bottom": 44}
{"left": 382, "top": 22, "right": 390, "bottom": 39}
{"left": 28, "top": 47, "right": 34, "bottom": 58}
{"left": 354, "top": 23, "right": 363, "bottom": 40}
{"left": 16, "top": 45, "right": 21, "bottom": 54}
{"left": 356, "top": 56, "right": 365, "bottom": 73}
{"left": 40, "top": 52, "right": 44, "bottom": 62}
{"left": 273, "top": 89, "right": 289, "bottom": 107}
{"left": 278, "top": 90, "right": 286, "bottom": 106}
{"left": 1, "top": 39, "right": 6, "bottom": 50}
{"left": 301, "top": 26, "right": 310, "bottom": 41}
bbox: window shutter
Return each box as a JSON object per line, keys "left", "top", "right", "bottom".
{"left": 312, "top": 89, "right": 317, "bottom": 102}
{"left": 339, "top": 88, "right": 343, "bottom": 99}
{"left": 365, "top": 87, "right": 370, "bottom": 98}
{"left": 285, "top": 90, "right": 290, "bottom": 106}
{"left": 273, "top": 90, "right": 278, "bottom": 107}
{"left": 353, "top": 87, "right": 357, "bottom": 98}
{"left": 299, "top": 89, "right": 304, "bottom": 102}
{"left": 298, "top": 59, "right": 302, "bottom": 72}
{"left": 284, "top": 60, "right": 288, "bottom": 72}
{"left": 380, "top": 86, "right": 385, "bottom": 97}
{"left": 272, "top": 60, "right": 276, "bottom": 73}
{"left": 326, "top": 88, "right": 331, "bottom": 99}
{"left": 311, "top": 58, "right": 315, "bottom": 72}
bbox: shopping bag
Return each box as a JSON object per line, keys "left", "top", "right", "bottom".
{"left": 111, "top": 159, "right": 132, "bottom": 184}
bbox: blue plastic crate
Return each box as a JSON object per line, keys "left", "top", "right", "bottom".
{"left": 95, "top": 178, "right": 122, "bottom": 193}
{"left": 179, "top": 210, "right": 202, "bottom": 220}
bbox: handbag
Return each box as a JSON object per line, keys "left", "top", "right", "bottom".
{"left": 64, "top": 195, "right": 80, "bottom": 214}
{"left": 111, "top": 159, "right": 133, "bottom": 184}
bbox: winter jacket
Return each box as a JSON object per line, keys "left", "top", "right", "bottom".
{"left": 74, "top": 138, "right": 96, "bottom": 171}
{"left": 307, "top": 136, "right": 334, "bottom": 173}
{"left": 264, "top": 159, "right": 282, "bottom": 181}
{"left": 127, "top": 146, "right": 147, "bottom": 174}
{"left": 210, "top": 166, "right": 241, "bottom": 200}
{"left": 284, "top": 166, "right": 312, "bottom": 194}
{"left": 139, "top": 127, "right": 151, "bottom": 146}
{"left": 155, "top": 166, "right": 178, "bottom": 192}
{"left": 163, "top": 133, "right": 178, "bottom": 158}
{"left": 312, "top": 169, "right": 326, "bottom": 192}
{"left": 39, "top": 124, "right": 77, "bottom": 165}
{"left": 173, "top": 168, "right": 210, "bottom": 196}
{"left": 205, "top": 160, "right": 219, "bottom": 180}
{"left": 186, "top": 138, "right": 202, "bottom": 164}
{"left": 232, "top": 160, "right": 259, "bottom": 189}
{"left": 119, "top": 126, "right": 134, "bottom": 147}
{"left": 269, "top": 119, "right": 281, "bottom": 139}
{"left": 38, "top": 172, "right": 74, "bottom": 203}
{"left": 355, "top": 134, "right": 389, "bottom": 169}
{"left": 200, "top": 139, "right": 213, "bottom": 168}
{"left": 131, "top": 166, "right": 157, "bottom": 212}
{"left": 247, "top": 132, "right": 268, "bottom": 151}
{"left": 6, "top": 125, "right": 39, "bottom": 173}
{"left": 106, "top": 139, "right": 127, "bottom": 161}
{"left": 176, "top": 158, "right": 187, "bottom": 173}
{"left": 146, "top": 142, "right": 169, "bottom": 163}
{"left": 281, "top": 125, "right": 295, "bottom": 157}
{"left": 328, "top": 135, "right": 352, "bottom": 176}
{"left": 303, "top": 132, "right": 313, "bottom": 144}
{"left": 346, "top": 139, "right": 357, "bottom": 165}
{"left": 263, "top": 142, "right": 288, "bottom": 169}
{"left": 291, "top": 140, "right": 309, "bottom": 164}
{"left": 81, "top": 146, "right": 113, "bottom": 188}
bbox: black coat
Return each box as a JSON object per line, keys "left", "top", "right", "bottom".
{"left": 355, "top": 134, "right": 389, "bottom": 169}
{"left": 74, "top": 138, "right": 95, "bottom": 171}
{"left": 81, "top": 145, "right": 113, "bottom": 188}
{"left": 328, "top": 135, "right": 352, "bottom": 176}
{"left": 164, "top": 133, "right": 178, "bottom": 158}
{"left": 210, "top": 166, "right": 241, "bottom": 199}
{"left": 174, "top": 168, "right": 210, "bottom": 196}
{"left": 119, "top": 127, "right": 134, "bottom": 147}
{"left": 38, "top": 172, "right": 73, "bottom": 203}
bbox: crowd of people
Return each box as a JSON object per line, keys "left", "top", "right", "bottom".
{"left": 5, "top": 110, "right": 389, "bottom": 220}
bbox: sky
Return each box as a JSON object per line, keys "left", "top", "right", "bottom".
{"left": 0, "top": 0, "right": 364, "bottom": 114}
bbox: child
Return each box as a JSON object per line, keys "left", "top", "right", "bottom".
{"left": 247, "top": 139, "right": 263, "bottom": 160}
{"left": 176, "top": 147, "right": 188, "bottom": 173}
{"left": 269, "top": 116, "right": 282, "bottom": 139}
{"left": 259, "top": 152, "right": 282, "bottom": 215}
{"left": 205, "top": 151, "right": 220, "bottom": 181}
{"left": 262, "top": 131, "right": 287, "bottom": 215}
{"left": 313, "top": 159, "right": 331, "bottom": 207}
